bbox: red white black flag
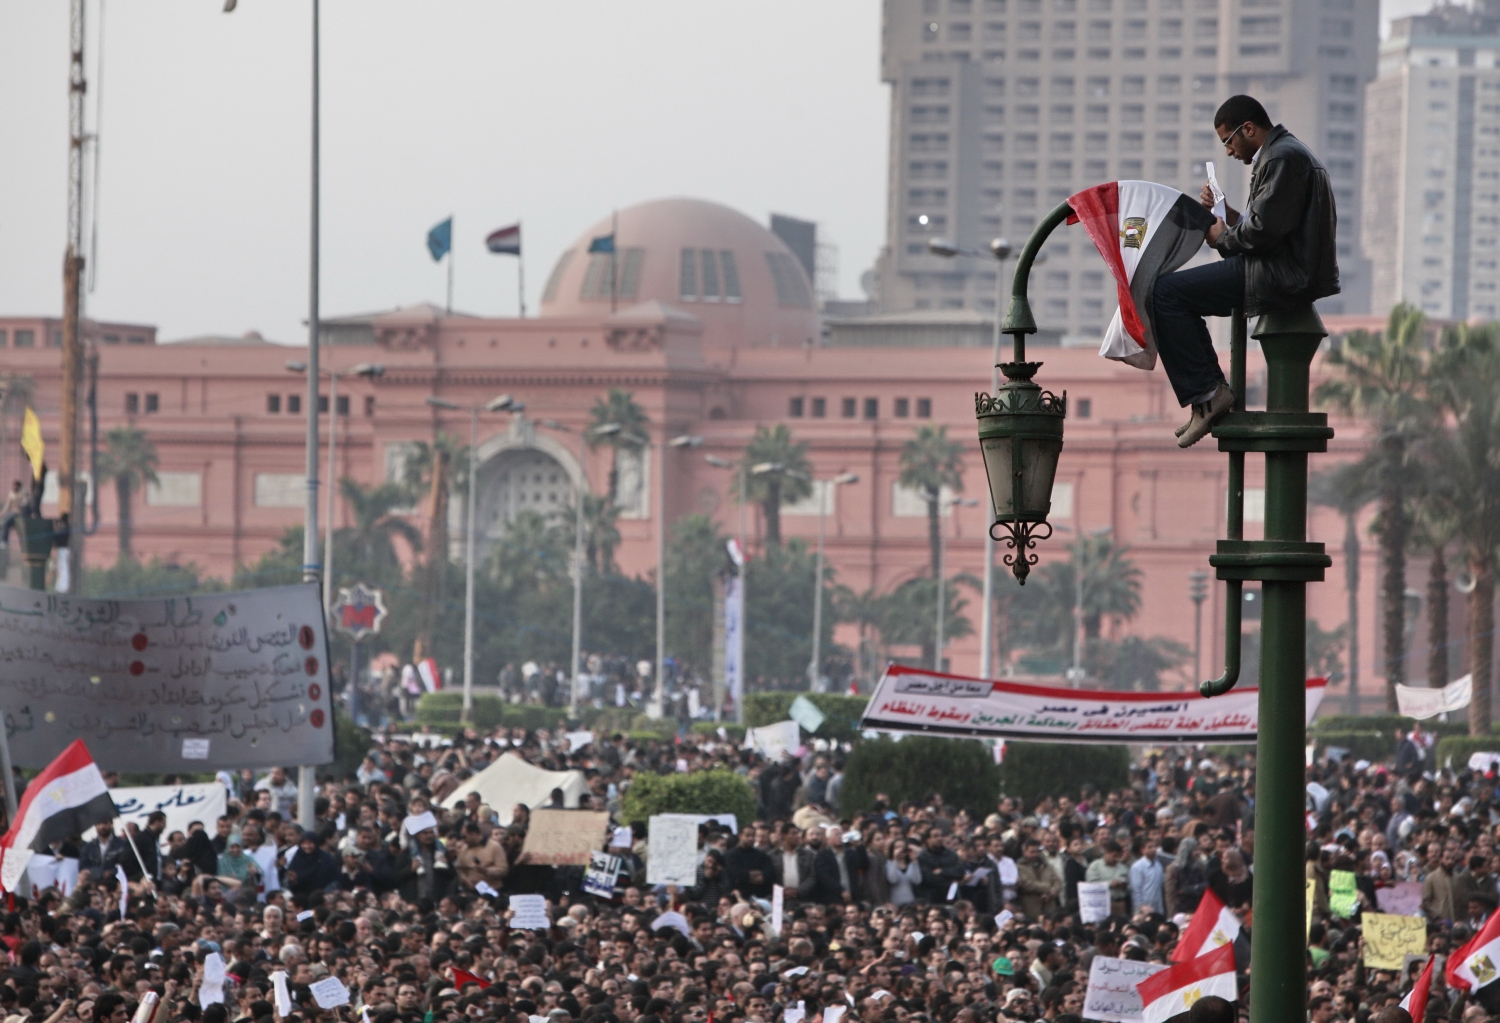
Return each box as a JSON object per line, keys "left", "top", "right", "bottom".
{"left": 0, "top": 740, "right": 117, "bottom": 892}
{"left": 1068, "top": 180, "right": 1216, "bottom": 371}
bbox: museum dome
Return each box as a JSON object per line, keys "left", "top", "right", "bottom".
{"left": 539, "top": 198, "right": 820, "bottom": 348}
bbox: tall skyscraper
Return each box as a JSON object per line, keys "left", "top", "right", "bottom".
{"left": 874, "top": 0, "right": 1377, "bottom": 340}
{"left": 1362, "top": 6, "right": 1500, "bottom": 321}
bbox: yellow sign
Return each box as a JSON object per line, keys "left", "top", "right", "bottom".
{"left": 1362, "top": 913, "right": 1427, "bottom": 970}
{"left": 1306, "top": 878, "right": 1316, "bottom": 939}
{"left": 20, "top": 407, "right": 43, "bottom": 481}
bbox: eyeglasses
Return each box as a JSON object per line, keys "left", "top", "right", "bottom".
{"left": 1220, "top": 123, "right": 1249, "bottom": 150}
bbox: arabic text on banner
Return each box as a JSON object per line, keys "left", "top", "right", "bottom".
{"left": 111, "top": 783, "right": 227, "bottom": 841}
{"left": 1083, "top": 956, "right": 1166, "bottom": 1023}
{"left": 858, "top": 664, "right": 1326, "bottom": 744}
{"left": 0, "top": 583, "right": 334, "bottom": 770}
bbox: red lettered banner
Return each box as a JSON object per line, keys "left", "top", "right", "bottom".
{"left": 859, "top": 665, "right": 1326, "bottom": 744}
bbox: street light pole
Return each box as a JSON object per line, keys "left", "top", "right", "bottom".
{"left": 809, "top": 473, "right": 859, "bottom": 692}
{"left": 298, "top": 0, "right": 322, "bottom": 832}
{"left": 1190, "top": 570, "right": 1210, "bottom": 684}
{"left": 653, "top": 433, "right": 703, "bottom": 717}
{"left": 930, "top": 236, "right": 1012, "bottom": 678}
{"left": 935, "top": 496, "right": 979, "bottom": 671}
{"left": 707, "top": 453, "right": 750, "bottom": 721}
{"left": 426, "top": 394, "right": 519, "bottom": 723}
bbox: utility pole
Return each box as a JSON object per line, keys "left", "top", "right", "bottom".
{"left": 1190, "top": 571, "right": 1210, "bottom": 685}
{"left": 59, "top": 0, "right": 88, "bottom": 591}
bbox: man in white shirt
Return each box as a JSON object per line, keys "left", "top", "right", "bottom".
{"left": 254, "top": 766, "right": 300, "bottom": 819}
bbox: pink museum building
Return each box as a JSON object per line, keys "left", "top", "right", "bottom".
{"left": 1, "top": 198, "right": 1416, "bottom": 699}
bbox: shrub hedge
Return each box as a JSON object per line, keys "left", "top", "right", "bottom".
{"left": 619, "top": 768, "right": 758, "bottom": 825}
{"left": 1436, "top": 735, "right": 1500, "bottom": 771}
{"left": 743, "top": 693, "right": 868, "bottom": 741}
{"left": 997, "top": 742, "right": 1130, "bottom": 808}
{"left": 841, "top": 736, "right": 1001, "bottom": 815}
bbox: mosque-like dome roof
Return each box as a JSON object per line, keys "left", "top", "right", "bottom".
{"left": 539, "top": 198, "right": 820, "bottom": 348}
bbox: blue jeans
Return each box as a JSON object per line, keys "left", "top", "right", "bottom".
{"left": 1153, "top": 256, "right": 1245, "bottom": 408}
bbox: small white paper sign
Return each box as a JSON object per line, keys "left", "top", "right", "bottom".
{"left": 403, "top": 811, "right": 438, "bottom": 836}
{"left": 784, "top": 1002, "right": 806, "bottom": 1023}
{"left": 181, "top": 739, "right": 210, "bottom": 760}
{"left": 565, "top": 730, "right": 595, "bottom": 753}
{"left": 199, "top": 952, "right": 226, "bottom": 1006}
{"left": 610, "top": 826, "right": 634, "bottom": 849}
{"left": 1083, "top": 956, "right": 1167, "bottom": 1023}
{"left": 311, "top": 977, "right": 351, "bottom": 1010}
{"left": 509, "top": 893, "right": 551, "bottom": 930}
{"left": 270, "top": 971, "right": 293, "bottom": 1017}
{"left": 788, "top": 696, "right": 826, "bottom": 734}
{"left": 646, "top": 815, "right": 699, "bottom": 886}
{"left": 994, "top": 910, "right": 1014, "bottom": 930}
{"left": 474, "top": 880, "right": 499, "bottom": 897}
{"left": 772, "top": 884, "right": 785, "bottom": 936}
{"left": 824, "top": 1007, "right": 846, "bottom": 1023}
{"left": 1078, "top": 881, "right": 1112, "bottom": 923}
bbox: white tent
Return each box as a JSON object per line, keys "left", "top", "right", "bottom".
{"left": 444, "top": 752, "right": 589, "bottom": 826}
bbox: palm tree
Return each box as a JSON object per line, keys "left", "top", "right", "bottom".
{"left": 565, "top": 492, "right": 622, "bottom": 575}
{"left": 586, "top": 390, "right": 650, "bottom": 505}
{"left": 877, "top": 575, "right": 975, "bottom": 670}
{"left": 334, "top": 478, "right": 423, "bottom": 584}
{"left": 1411, "top": 495, "right": 1459, "bottom": 692}
{"left": 835, "top": 585, "right": 887, "bottom": 688}
{"left": 96, "top": 426, "right": 159, "bottom": 563}
{"left": 1423, "top": 322, "right": 1500, "bottom": 734}
{"left": 737, "top": 424, "right": 813, "bottom": 548}
{"left": 1310, "top": 460, "right": 1376, "bottom": 712}
{"left": 899, "top": 425, "right": 966, "bottom": 578}
{"left": 1315, "top": 302, "right": 1429, "bottom": 704}
{"left": 403, "top": 433, "right": 467, "bottom": 662}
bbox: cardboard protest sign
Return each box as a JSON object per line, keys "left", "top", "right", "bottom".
{"left": 646, "top": 815, "right": 699, "bottom": 886}
{"left": 1363, "top": 914, "right": 1427, "bottom": 970}
{"left": 1329, "top": 869, "right": 1359, "bottom": 918}
{"left": 582, "top": 851, "right": 622, "bottom": 898}
{"left": 1078, "top": 881, "right": 1112, "bottom": 924}
{"left": 0, "top": 583, "right": 333, "bottom": 770}
{"left": 520, "top": 810, "right": 610, "bottom": 866}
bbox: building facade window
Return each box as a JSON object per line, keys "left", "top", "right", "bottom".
{"left": 144, "top": 393, "right": 160, "bottom": 414}
{"left": 789, "top": 397, "right": 805, "bottom": 417}
{"left": 811, "top": 397, "right": 827, "bottom": 418}
{"left": 267, "top": 394, "right": 281, "bottom": 414}
{"left": 842, "top": 397, "right": 857, "bottom": 418}
{"left": 126, "top": 393, "right": 139, "bottom": 414}
{"left": 895, "top": 397, "right": 911, "bottom": 417}
{"left": 917, "top": 398, "right": 933, "bottom": 418}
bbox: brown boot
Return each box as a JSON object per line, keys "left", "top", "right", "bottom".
{"left": 1177, "top": 384, "right": 1235, "bottom": 448}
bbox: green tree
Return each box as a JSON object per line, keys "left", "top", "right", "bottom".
{"left": 1083, "top": 634, "right": 1191, "bottom": 691}
{"left": 82, "top": 556, "right": 218, "bottom": 598}
{"left": 745, "top": 538, "right": 839, "bottom": 687}
{"left": 842, "top": 737, "right": 1001, "bottom": 816}
{"left": 1012, "top": 534, "right": 1142, "bottom": 666}
{"left": 1306, "top": 619, "right": 1348, "bottom": 683}
{"left": 834, "top": 585, "right": 887, "bottom": 689}
{"left": 587, "top": 389, "right": 650, "bottom": 505}
{"left": 899, "top": 424, "right": 966, "bottom": 577}
{"left": 1310, "top": 460, "right": 1377, "bottom": 711}
{"left": 664, "top": 513, "right": 728, "bottom": 678}
{"left": 1423, "top": 322, "right": 1500, "bottom": 733}
{"left": 1316, "top": 303, "right": 1429, "bottom": 704}
{"left": 96, "top": 426, "right": 159, "bottom": 562}
{"left": 331, "top": 478, "right": 423, "bottom": 589}
{"left": 736, "top": 425, "right": 813, "bottom": 548}
{"left": 876, "top": 574, "right": 975, "bottom": 670}
{"left": 403, "top": 433, "right": 467, "bottom": 662}
{"left": 566, "top": 492, "right": 622, "bottom": 575}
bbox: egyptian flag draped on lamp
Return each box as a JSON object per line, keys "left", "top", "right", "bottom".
{"left": 1068, "top": 180, "right": 1216, "bottom": 371}
{"left": 0, "top": 740, "right": 117, "bottom": 893}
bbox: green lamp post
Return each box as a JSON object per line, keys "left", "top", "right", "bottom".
{"left": 976, "top": 202, "right": 1072, "bottom": 584}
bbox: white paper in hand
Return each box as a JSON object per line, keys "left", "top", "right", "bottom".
{"left": 474, "top": 880, "right": 500, "bottom": 897}
{"left": 1205, "top": 162, "right": 1227, "bottom": 220}
{"left": 198, "top": 953, "right": 226, "bottom": 1006}
{"left": 824, "top": 1007, "right": 846, "bottom": 1023}
{"left": 270, "top": 971, "right": 293, "bottom": 1017}
{"left": 310, "top": 976, "right": 351, "bottom": 1009}
{"left": 784, "top": 1002, "right": 806, "bottom": 1023}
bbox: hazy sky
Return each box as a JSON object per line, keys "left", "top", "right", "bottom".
{"left": 0, "top": 1, "right": 1429, "bottom": 346}
{"left": 0, "top": 2, "right": 888, "bottom": 344}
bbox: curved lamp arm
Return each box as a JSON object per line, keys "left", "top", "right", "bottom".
{"left": 1001, "top": 201, "right": 1074, "bottom": 364}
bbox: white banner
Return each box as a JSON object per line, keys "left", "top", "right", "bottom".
{"left": 645, "top": 815, "right": 699, "bottom": 887}
{"left": 1397, "top": 675, "right": 1471, "bottom": 720}
{"left": 743, "top": 720, "right": 801, "bottom": 759}
{"left": 23, "top": 856, "right": 80, "bottom": 900}
{"left": 724, "top": 541, "right": 745, "bottom": 716}
{"left": 1084, "top": 956, "right": 1167, "bottom": 1023}
{"left": 110, "top": 783, "right": 228, "bottom": 840}
{"left": 860, "top": 664, "right": 1327, "bottom": 744}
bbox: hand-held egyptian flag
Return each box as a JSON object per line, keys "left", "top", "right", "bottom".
{"left": 1172, "top": 888, "right": 1241, "bottom": 962}
{"left": 1136, "top": 943, "right": 1237, "bottom": 1023}
{"left": 1068, "top": 181, "right": 1216, "bottom": 372}
{"left": 452, "top": 969, "right": 490, "bottom": 990}
{"left": 1402, "top": 955, "right": 1434, "bottom": 1021}
{"left": 0, "top": 739, "right": 117, "bottom": 893}
{"left": 1448, "top": 900, "right": 1500, "bottom": 991}
{"left": 417, "top": 657, "right": 442, "bottom": 693}
{"left": 485, "top": 224, "right": 521, "bottom": 256}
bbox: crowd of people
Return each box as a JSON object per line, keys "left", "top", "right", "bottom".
{"left": 0, "top": 722, "right": 1487, "bottom": 1023}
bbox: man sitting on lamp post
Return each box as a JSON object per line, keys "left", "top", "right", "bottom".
{"left": 1154, "top": 94, "right": 1340, "bottom": 448}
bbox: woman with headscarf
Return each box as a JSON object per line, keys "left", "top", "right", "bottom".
{"left": 1166, "top": 836, "right": 1208, "bottom": 915}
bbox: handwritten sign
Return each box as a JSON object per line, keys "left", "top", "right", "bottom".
{"left": 646, "top": 815, "right": 699, "bottom": 886}
{"left": 1380, "top": 881, "right": 1424, "bottom": 918}
{"left": 859, "top": 664, "right": 1327, "bottom": 744}
{"left": 0, "top": 583, "right": 334, "bottom": 770}
{"left": 1078, "top": 881, "right": 1112, "bottom": 923}
{"left": 111, "top": 783, "right": 226, "bottom": 841}
{"left": 520, "top": 810, "right": 610, "bottom": 866}
{"left": 1363, "top": 914, "right": 1427, "bottom": 970}
{"left": 508, "top": 894, "right": 551, "bottom": 930}
{"left": 1329, "top": 869, "right": 1359, "bottom": 918}
{"left": 1083, "top": 956, "right": 1166, "bottom": 1023}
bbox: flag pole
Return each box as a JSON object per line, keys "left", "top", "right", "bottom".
{"left": 517, "top": 222, "right": 526, "bottom": 318}
{"left": 0, "top": 709, "right": 16, "bottom": 821}
{"left": 610, "top": 209, "right": 618, "bottom": 313}
{"left": 447, "top": 216, "right": 454, "bottom": 315}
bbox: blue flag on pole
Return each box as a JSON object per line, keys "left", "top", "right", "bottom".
{"left": 588, "top": 233, "right": 615, "bottom": 254}
{"left": 427, "top": 218, "right": 453, "bottom": 261}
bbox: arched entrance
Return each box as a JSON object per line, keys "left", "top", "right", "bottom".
{"left": 470, "top": 420, "right": 585, "bottom": 558}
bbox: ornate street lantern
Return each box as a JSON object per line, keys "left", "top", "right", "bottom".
{"left": 976, "top": 202, "right": 1072, "bottom": 584}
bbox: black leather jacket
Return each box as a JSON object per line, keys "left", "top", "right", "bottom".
{"left": 1213, "top": 125, "right": 1340, "bottom": 316}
